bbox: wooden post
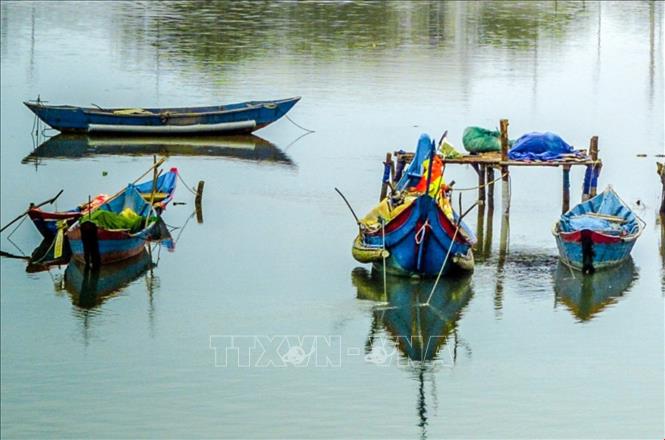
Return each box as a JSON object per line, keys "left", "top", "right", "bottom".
{"left": 475, "top": 164, "right": 486, "bottom": 255}
{"left": 379, "top": 152, "right": 392, "bottom": 201}
{"left": 658, "top": 162, "right": 665, "bottom": 215}
{"left": 589, "top": 136, "right": 599, "bottom": 198}
{"left": 486, "top": 166, "right": 495, "bottom": 212}
{"left": 562, "top": 164, "right": 571, "bottom": 213}
{"left": 195, "top": 180, "right": 205, "bottom": 224}
{"left": 499, "top": 119, "right": 510, "bottom": 216}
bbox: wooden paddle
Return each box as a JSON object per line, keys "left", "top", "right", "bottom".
{"left": 0, "top": 189, "right": 63, "bottom": 233}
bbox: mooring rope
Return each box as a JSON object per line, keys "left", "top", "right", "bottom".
{"left": 176, "top": 172, "right": 198, "bottom": 196}
{"left": 450, "top": 172, "right": 510, "bottom": 192}
{"left": 285, "top": 115, "right": 315, "bottom": 133}
{"left": 381, "top": 219, "right": 388, "bottom": 299}
{"left": 422, "top": 225, "right": 461, "bottom": 306}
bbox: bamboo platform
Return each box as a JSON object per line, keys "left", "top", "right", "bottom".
{"left": 379, "top": 119, "right": 605, "bottom": 259}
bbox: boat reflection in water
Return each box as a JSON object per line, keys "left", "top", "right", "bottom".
{"left": 23, "top": 133, "right": 295, "bottom": 167}
{"left": 352, "top": 267, "right": 474, "bottom": 437}
{"left": 553, "top": 258, "right": 638, "bottom": 322}
{"left": 64, "top": 248, "right": 154, "bottom": 309}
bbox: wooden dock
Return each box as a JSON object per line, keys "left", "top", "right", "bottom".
{"left": 382, "top": 119, "right": 604, "bottom": 259}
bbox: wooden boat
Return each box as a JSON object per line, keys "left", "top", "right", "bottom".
{"left": 22, "top": 133, "right": 294, "bottom": 167}
{"left": 352, "top": 134, "right": 476, "bottom": 277}
{"left": 553, "top": 186, "right": 644, "bottom": 273}
{"left": 24, "top": 96, "right": 300, "bottom": 135}
{"left": 66, "top": 184, "right": 161, "bottom": 267}
{"left": 553, "top": 259, "right": 637, "bottom": 322}
{"left": 28, "top": 167, "right": 177, "bottom": 239}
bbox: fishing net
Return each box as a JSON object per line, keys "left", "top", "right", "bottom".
{"left": 81, "top": 208, "right": 151, "bottom": 233}
{"left": 462, "top": 126, "right": 508, "bottom": 153}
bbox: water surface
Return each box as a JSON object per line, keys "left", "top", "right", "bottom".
{"left": 1, "top": 2, "right": 663, "bottom": 438}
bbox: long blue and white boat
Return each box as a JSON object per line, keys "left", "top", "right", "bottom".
{"left": 24, "top": 96, "right": 300, "bottom": 135}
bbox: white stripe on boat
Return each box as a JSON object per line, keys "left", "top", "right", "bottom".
{"left": 87, "top": 120, "right": 257, "bottom": 134}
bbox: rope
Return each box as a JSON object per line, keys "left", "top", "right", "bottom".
{"left": 285, "top": 115, "right": 315, "bottom": 133}
{"left": 176, "top": 172, "right": 198, "bottom": 196}
{"left": 451, "top": 172, "right": 509, "bottom": 192}
{"left": 7, "top": 215, "right": 27, "bottom": 239}
{"left": 414, "top": 220, "right": 430, "bottom": 244}
{"left": 381, "top": 219, "right": 387, "bottom": 299}
{"left": 423, "top": 225, "right": 461, "bottom": 306}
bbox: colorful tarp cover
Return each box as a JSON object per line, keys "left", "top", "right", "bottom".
{"left": 508, "top": 132, "right": 580, "bottom": 161}
{"left": 559, "top": 188, "right": 640, "bottom": 236}
{"left": 396, "top": 134, "right": 434, "bottom": 191}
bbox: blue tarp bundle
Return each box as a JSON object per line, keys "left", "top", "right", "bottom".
{"left": 508, "top": 132, "right": 580, "bottom": 161}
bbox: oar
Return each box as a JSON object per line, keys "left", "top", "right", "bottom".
{"left": 0, "top": 189, "right": 64, "bottom": 233}
{"left": 80, "top": 157, "right": 167, "bottom": 213}
{"left": 0, "top": 250, "right": 30, "bottom": 261}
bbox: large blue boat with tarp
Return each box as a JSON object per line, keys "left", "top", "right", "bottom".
{"left": 352, "top": 133, "right": 476, "bottom": 278}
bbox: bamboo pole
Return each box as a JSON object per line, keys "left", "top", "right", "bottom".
{"left": 379, "top": 152, "right": 392, "bottom": 201}
{"left": 499, "top": 119, "right": 510, "bottom": 216}
{"left": 486, "top": 166, "right": 495, "bottom": 212}
{"left": 589, "top": 136, "right": 599, "bottom": 198}
{"left": 475, "top": 164, "right": 486, "bottom": 256}
{"left": 562, "top": 164, "right": 571, "bottom": 213}
{"left": 658, "top": 162, "right": 665, "bottom": 215}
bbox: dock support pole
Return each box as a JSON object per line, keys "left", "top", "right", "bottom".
{"left": 589, "top": 136, "right": 599, "bottom": 198}
{"left": 474, "top": 164, "right": 486, "bottom": 255}
{"left": 486, "top": 166, "right": 495, "bottom": 212}
{"left": 562, "top": 164, "right": 571, "bottom": 213}
{"left": 379, "top": 152, "right": 393, "bottom": 201}
{"left": 582, "top": 136, "right": 600, "bottom": 201}
{"left": 499, "top": 119, "right": 510, "bottom": 216}
{"left": 658, "top": 162, "right": 665, "bottom": 215}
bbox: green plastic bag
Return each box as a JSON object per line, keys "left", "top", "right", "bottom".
{"left": 463, "top": 126, "right": 513, "bottom": 153}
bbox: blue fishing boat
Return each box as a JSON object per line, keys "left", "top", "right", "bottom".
{"left": 553, "top": 186, "right": 644, "bottom": 273}
{"left": 24, "top": 96, "right": 300, "bottom": 135}
{"left": 28, "top": 167, "right": 178, "bottom": 239}
{"left": 67, "top": 184, "right": 161, "bottom": 267}
{"left": 352, "top": 134, "right": 476, "bottom": 277}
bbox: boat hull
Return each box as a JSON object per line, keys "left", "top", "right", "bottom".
{"left": 28, "top": 209, "right": 81, "bottom": 238}
{"left": 68, "top": 226, "right": 151, "bottom": 265}
{"left": 24, "top": 97, "right": 300, "bottom": 135}
{"left": 357, "top": 195, "right": 476, "bottom": 278}
{"left": 554, "top": 229, "right": 637, "bottom": 272}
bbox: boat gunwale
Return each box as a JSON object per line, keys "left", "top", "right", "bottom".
{"left": 23, "top": 96, "right": 301, "bottom": 119}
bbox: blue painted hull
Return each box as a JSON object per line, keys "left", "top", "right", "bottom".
{"left": 362, "top": 195, "right": 475, "bottom": 277}
{"left": 554, "top": 233, "right": 638, "bottom": 271}
{"left": 553, "top": 187, "right": 644, "bottom": 272}
{"left": 24, "top": 97, "right": 300, "bottom": 134}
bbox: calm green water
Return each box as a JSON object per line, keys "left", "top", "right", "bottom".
{"left": 1, "top": 1, "right": 663, "bottom": 438}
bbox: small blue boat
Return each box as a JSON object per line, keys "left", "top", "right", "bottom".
{"left": 553, "top": 186, "right": 645, "bottom": 273}
{"left": 352, "top": 134, "right": 476, "bottom": 277}
{"left": 67, "top": 184, "right": 161, "bottom": 267}
{"left": 24, "top": 97, "right": 300, "bottom": 135}
{"left": 28, "top": 167, "right": 178, "bottom": 239}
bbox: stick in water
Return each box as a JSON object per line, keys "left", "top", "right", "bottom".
{"left": 334, "top": 187, "right": 360, "bottom": 225}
